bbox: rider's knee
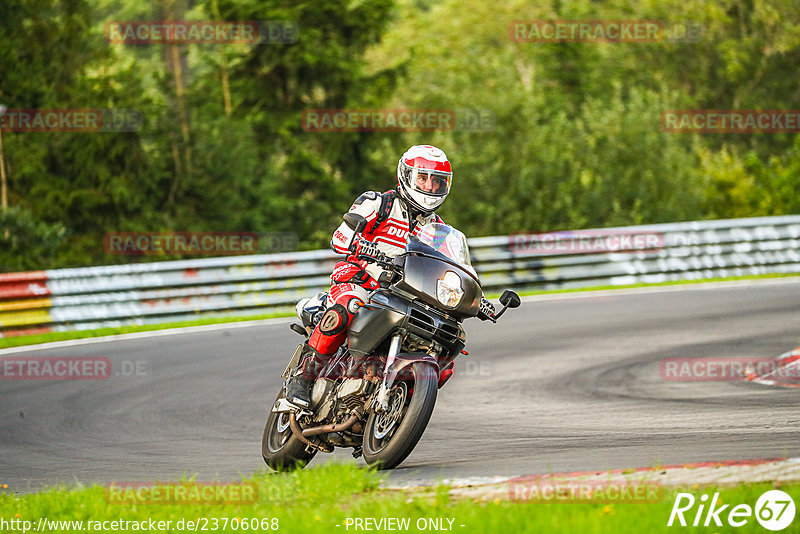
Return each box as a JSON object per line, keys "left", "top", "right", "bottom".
{"left": 317, "top": 303, "right": 351, "bottom": 336}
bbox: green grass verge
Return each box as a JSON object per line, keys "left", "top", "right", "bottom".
{"left": 0, "top": 463, "right": 795, "bottom": 533}
{"left": 507, "top": 272, "right": 800, "bottom": 298}
{"left": 2, "top": 272, "right": 798, "bottom": 350}
{"left": 0, "top": 313, "right": 289, "bottom": 349}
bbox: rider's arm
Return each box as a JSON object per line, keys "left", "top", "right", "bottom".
{"left": 330, "top": 191, "right": 383, "bottom": 255}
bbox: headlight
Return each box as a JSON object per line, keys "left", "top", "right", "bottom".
{"left": 437, "top": 271, "right": 464, "bottom": 308}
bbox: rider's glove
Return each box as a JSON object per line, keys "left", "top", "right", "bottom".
{"left": 479, "top": 296, "right": 495, "bottom": 319}
{"left": 353, "top": 238, "right": 381, "bottom": 260}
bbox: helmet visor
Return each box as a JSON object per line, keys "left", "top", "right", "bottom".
{"left": 407, "top": 168, "right": 451, "bottom": 196}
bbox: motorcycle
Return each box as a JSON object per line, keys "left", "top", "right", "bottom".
{"left": 262, "top": 213, "right": 520, "bottom": 470}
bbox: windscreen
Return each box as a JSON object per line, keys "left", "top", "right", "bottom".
{"left": 415, "top": 223, "right": 473, "bottom": 269}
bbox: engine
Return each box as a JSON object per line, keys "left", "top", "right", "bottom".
{"left": 336, "top": 378, "right": 374, "bottom": 410}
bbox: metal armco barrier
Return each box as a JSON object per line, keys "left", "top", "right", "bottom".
{"left": 1, "top": 215, "right": 799, "bottom": 337}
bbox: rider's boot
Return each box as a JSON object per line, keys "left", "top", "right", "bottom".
{"left": 285, "top": 344, "right": 327, "bottom": 408}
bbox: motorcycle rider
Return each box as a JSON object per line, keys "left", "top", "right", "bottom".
{"left": 285, "top": 145, "right": 491, "bottom": 408}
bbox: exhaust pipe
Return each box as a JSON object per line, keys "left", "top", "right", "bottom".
{"left": 288, "top": 408, "right": 364, "bottom": 447}
{"left": 288, "top": 412, "right": 318, "bottom": 449}
{"left": 302, "top": 409, "right": 363, "bottom": 438}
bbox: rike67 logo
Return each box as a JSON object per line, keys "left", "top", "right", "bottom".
{"left": 668, "top": 490, "right": 795, "bottom": 531}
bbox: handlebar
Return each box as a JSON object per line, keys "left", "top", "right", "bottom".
{"left": 477, "top": 307, "right": 496, "bottom": 323}
{"left": 350, "top": 237, "right": 402, "bottom": 271}
{"left": 355, "top": 252, "right": 401, "bottom": 271}
{"left": 476, "top": 310, "right": 494, "bottom": 322}
{"left": 346, "top": 230, "right": 519, "bottom": 323}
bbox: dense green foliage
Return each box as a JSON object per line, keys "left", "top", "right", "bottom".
{"left": 1, "top": 0, "right": 799, "bottom": 270}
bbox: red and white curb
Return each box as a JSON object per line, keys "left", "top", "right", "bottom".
{"left": 388, "top": 458, "right": 800, "bottom": 500}
{"left": 752, "top": 348, "right": 800, "bottom": 389}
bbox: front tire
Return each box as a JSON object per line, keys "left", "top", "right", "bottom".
{"left": 362, "top": 361, "right": 437, "bottom": 470}
{"left": 262, "top": 391, "right": 316, "bottom": 471}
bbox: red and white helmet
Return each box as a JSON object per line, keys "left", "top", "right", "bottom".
{"left": 396, "top": 145, "right": 452, "bottom": 213}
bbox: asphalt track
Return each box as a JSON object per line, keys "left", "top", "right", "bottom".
{"left": 1, "top": 278, "right": 798, "bottom": 492}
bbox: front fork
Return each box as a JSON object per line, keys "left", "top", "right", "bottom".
{"left": 374, "top": 334, "right": 403, "bottom": 412}
{"left": 373, "top": 333, "right": 440, "bottom": 413}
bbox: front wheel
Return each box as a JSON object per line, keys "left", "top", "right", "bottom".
{"left": 261, "top": 391, "right": 316, "bottom": 471}
{"left": 362, "top": 361, "right": 437, "bottom": 470}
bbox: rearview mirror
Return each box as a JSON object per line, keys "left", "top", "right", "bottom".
{"left": 343, "top": 213, "right": 368, "bottom": 233}
{"left": 499, "top": 290, "right": 521, "bottom": 309}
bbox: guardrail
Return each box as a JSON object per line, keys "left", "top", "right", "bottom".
{"left": 2, "top": 215, "right": 799, "bottom": 337}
